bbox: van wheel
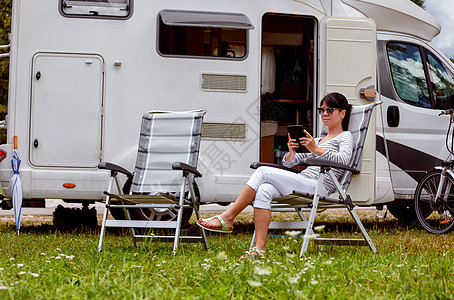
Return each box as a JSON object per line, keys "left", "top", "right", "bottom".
{"left": 109, "top": 177, "right": 199, "bottom": 225}
{"left": 387, "top": 201, "right": 417, "bottom": 222}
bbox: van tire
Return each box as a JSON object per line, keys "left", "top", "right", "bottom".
{"left": 109, "top": 177, "right": 199, "bottom": 225}
{"left": 387, "top": 200, "right": 417, "bottom": 222}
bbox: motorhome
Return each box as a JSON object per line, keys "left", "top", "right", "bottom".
{"left": 0, "top": 0, "right": 452, "bottom": 223}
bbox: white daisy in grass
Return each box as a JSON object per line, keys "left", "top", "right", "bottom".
{"left": 286, "top": 253, "right": 296, "bottom": 259}
{"left": 303, "top": 233, "right": 319, "bottom": 240}
{"left": 253, "top": 266, "right": 272, "bottom": 276}
{"left": 288, "top": 277, "right": 299, "bottom": 284}
{"left": 29, "top": 273, "right": 39, "bottom": 277}
{"left": 285, "top": 230, "right": 301, "bottom": 238}
{"left": 18, "top": 271, "right": 26, "bottom": 275}
{"left": 314, "top": 225, "right": 325, "bottom": 232}
{"left": 216, "top": 251, "right": 228, "bottom": 261}
{"left": 247, "top": 280, "right": 262, "bottom": 287}
{"left": 17, "top": 264, "right": 23, "bottom": 268}
{"left": 0, "top": 286, "right": 8, "bottom": 290}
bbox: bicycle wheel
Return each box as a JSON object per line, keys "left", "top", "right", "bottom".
{"left": 415, "top": 170, "right": 454, "bottom": 234}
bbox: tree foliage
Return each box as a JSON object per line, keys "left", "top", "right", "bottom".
{"left": 0, "top": 0, "right": 11, "bottom": 111}
{"left": 411, "top": 0, "right": 426, "bottom": 9}
{"left": 0, "top": 0, "right": 12, "bottom": 143}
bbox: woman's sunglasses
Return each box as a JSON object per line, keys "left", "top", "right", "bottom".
{"left": 317, "top": 107, "right": 343, "bottom": 115}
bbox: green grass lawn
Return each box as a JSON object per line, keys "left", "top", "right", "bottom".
{"left": 1, "top": 211, "right": 453, "bottom": 299}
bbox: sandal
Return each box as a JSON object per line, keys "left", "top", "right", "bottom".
{"left": 239, "top": 247, "right": 266, "bottom": 260}
{"left": 196, "top": 215, "right": 233, "bottom": 233}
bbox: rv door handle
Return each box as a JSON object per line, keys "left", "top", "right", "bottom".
{"left": 387, "top": 106, "right": 400, "bottom": 127}
{"left": 35, "top": 71, "right": 41, "bottom": 80}
{"left": 33, "top": 139, "right": 39, "bottom": 148}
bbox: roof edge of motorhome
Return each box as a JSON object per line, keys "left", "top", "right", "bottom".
{"left": 341, "top": 0, "right": 441, "bottom": 42}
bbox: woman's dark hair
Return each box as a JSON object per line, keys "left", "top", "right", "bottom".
{"left": 320, "top": 92, "right": 352, "bottom": 131}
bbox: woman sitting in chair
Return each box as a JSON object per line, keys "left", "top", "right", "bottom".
{"left": 197, "top": 92, "right": 353, "bottom": 258}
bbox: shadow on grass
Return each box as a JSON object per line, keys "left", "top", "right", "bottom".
{"left": 0, "top": 213, "right": 423, "bottom": 236}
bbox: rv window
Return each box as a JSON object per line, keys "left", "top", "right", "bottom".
{"left": 387, "top": 42, "right": 431, "bottom": 107}
{"left": 425, "top": 51, "right": 454, "bottom": 109}
{"left": 60, "top": 0, "right": 132, "bottom": 18}
{"left": 158, "top": 10, "right": 250, "bottom": 59}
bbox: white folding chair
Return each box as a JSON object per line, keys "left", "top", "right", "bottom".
{"left": 98, "top": 109, "right": 208, "bottom": 254}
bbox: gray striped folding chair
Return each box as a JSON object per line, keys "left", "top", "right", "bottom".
{"left": 250, "top": 102, "right": 381, "bottom": 256}
{"left": 98, "top": 109, "right": 208, "bottom": 254}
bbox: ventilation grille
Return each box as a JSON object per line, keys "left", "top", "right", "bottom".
{"left": 202, "top": 123, "right": 246, "bottom": 140}
{"left": 201, "top": 73, "right": 247, "bottom": 92}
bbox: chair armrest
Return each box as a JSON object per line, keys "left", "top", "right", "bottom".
{"left": 249, "top": 162, "right": 301, "bottom": 174}
{"left": 300, "top": 158, "right": 360, "bottom": 174}
{"left": 172, "top": 162, "right": 202, "bottom": 178}
{"left": 98, "top": 162, "right": 133, "bottom": 178}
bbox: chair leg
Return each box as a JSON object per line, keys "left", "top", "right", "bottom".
{"left": 250, "top": 231, "right": 257, "bottom": 249}
{"left": 98, "top": 200, "right": 109, "bottom": 252}
{"left": 300, "top": 200, "right": 318, "bottom": 255}
{"left": 173, "top": 208, "right": 183, "bottom": 255}
{"left": 188, "top": 178, "right": 208, "bottom": 250}
{"left": 125, "top": 209, "right": 139, "bottom": 247}
{"left": 300, "top": 174, "right": 325, "bottom": 257}
{"left": 98, "top": 177, "right": 114, "bottom": 252}
{"left": 295, "top": 208, "right": 307, "bottom": 222}
{"left": 347, "top": 207, "right": 377, "bottom": 253}
{"left": 173, "top": 181, "right": 188, "bottom": 254}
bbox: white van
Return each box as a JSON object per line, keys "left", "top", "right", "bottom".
{"left": 0, "top": 0, "right": 452, "bottom": 223}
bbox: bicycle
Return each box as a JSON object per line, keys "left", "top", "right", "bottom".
{"left": 414, "top": 108, "right": 454, "bottom": 234}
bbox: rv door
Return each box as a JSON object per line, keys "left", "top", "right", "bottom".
{"left": 30, "top": 53, "right": 104, "bottom": 168}
{"left": 320, "top": 17, "right": 377, "bottom": 205}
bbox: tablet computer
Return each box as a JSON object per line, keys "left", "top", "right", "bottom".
{"left": 287, "top": 125, "right": 305, "bottom": 153}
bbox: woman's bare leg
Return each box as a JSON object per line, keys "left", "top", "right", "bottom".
{"left": 198, "top": 185, "right": 256, "bottom": 229}
{"left": 253, "top": 207, "right": 271, "bottom": 251}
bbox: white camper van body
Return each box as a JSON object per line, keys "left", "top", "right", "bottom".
{"left": 0, "top": 0, "right": 453, "bottom": 219}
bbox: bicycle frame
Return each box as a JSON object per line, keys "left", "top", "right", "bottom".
{"left": 434, "top": 160, "right": 454, "bottom": 204}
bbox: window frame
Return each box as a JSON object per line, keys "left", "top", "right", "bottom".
{"left": 59, "top": 0, "right": 133, "bottom": 20}
{"left": 156, "top": 10, "right": 253, "bottom": 60}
